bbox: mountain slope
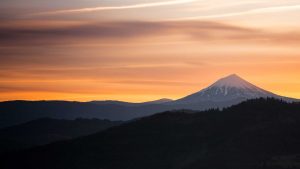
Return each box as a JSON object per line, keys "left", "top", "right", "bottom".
{"left": 0, "top": 118, "right": 123, "bottom": 153}
{"left": 2, "top": 98, "right": 300, "bottom": 169}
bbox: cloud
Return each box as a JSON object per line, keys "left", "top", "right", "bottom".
{"left": 32, "top": 0, "right": 197, "bottom": 16}
{"left": 2, "top": 20, "right": 300, "bottom": 47}
{"left": 173, "top": 4, "right": 300, "bottom": 20}
{"left": 2, "top": 20, "right": 300, "bottom": 84}
{"left": 0, "top": 20, "right": 255, "bottom": 46}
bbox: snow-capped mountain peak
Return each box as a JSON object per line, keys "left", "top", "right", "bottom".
{"left": 174, "top": 74, "right": 279, "bottom": 104}
{"left": 210, "top": 74, "right": 253, "bottom": 89}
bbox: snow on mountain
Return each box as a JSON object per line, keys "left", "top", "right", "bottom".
{"left": 174, "top": 74, "right": 281, "bottom": 104}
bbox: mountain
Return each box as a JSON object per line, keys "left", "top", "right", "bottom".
{"left": 141, "top": 98, "right": 173, "bottom": 105}
{"left": 0, "top": 74, "right": 298, "bottom": 128}
{"left": 0, "top": 118, "right": 122, "bottom": 154}
{"left": 174, "top": 74, "right": 294, "bottom": 104}
{"left": 90, "top": 98, "right": 173, "bottom": 106}
{"left": 2, "top": 98, "right": 300, "bottom": 169}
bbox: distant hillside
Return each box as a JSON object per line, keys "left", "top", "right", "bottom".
{"left": 0, "top": 100, "right": 173, "bottom": 128}
{"left": 2, "top": 98, "right": 300, "bottom": 169}
{"left": 0, "top": 118, "right": 122, "bottom": 154}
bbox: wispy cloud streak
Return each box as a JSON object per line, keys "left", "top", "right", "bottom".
{"left": 172, "top": 4, "right": 300, "bottom": 20}
{"left": 34, "top": 0, "right": 196, "bottom": 16}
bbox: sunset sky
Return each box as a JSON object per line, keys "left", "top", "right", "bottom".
{"left": 1, "top": 0, "right": 300, "bottom": 102}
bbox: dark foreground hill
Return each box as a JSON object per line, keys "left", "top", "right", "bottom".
{"left": 1, "top": 98, "right": 300, "bottom": 169}
{"left": 0, "top": 118, "right": 123, "bottom": 154}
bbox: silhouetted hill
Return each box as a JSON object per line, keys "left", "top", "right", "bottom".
{"left": 0, "top": 100, "right": 238, "bottom": 128}
{"left": 0, "top": 100, "right": 175, "bottom": 128}
{"left": 1, "top": 98, "right": 300, "bottom": 169}
{"left": 0, "top": 118, "right": 123, "bottom": 154}
{"left": 91, "top": 98, "right": 173, "bottom": 106}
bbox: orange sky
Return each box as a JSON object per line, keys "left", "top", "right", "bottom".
{"left": 1, "top": 0, "right": 300, "bottom": 102}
